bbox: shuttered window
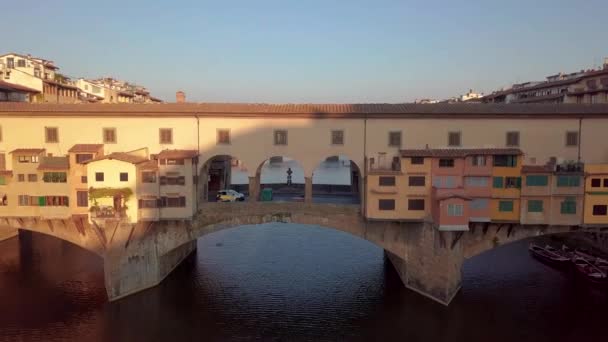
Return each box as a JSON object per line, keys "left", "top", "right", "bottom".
{"left": 379, "top": 176, "right": 396, "bottom": 186}
{"left": 103, "top": 128, "right": 117, "bottom": 143}
{"left": 526, "top": 175, "right": 548, "bottom": 186}
{"left": 439, "top": 159, "right": 454, "bottom": 167}
{"left": 565, "top": 131, "right": 578, "bottom": 147}
{"left": 142, "top": 172, "right": 157, "bottom": 183}
{"left": 95, "top": 172, "right": 104, "bottom": 181}
{"left": 45, "top": 127, "right": 59, "bottom": 143}
{"left": 77, "top": 191, "right": 88, "bottom": 207}
{"left": 388, "top": 131, "right": 402, "bottom": 147}
{"left": 493, "top": 177, "right": 503, "bottom": 188}
{"left": 217, "top": 129, "right": 230, "bottom": 144}
{"left": 493, "top": 155, "right": 518, "bottom": 167}
{"left": 505, "top": 177, "right": 521, "bottom": 188}
{"left": 408, "top": 176, "right": 425, "bottom": 186}
{"left": 499, "top": 200, "right": 514, "bottom": 212}
{"left": 592, "top": 205, "right": 607, "bottom": 216}
{"left": 560, "top": 198, "right": 577, "bottom": 214}
{"left": 410, "top": 157, "right": 424, "bottom": 165}
{"left": 556, "top": 175, "right": 580, "bottom": 187}
{"left": 470, "top": 198, "right": 489, "bottom": 210}
{"left": 447, "top": 204, "right": 464, "bottom": 216}
{"left": 506, "top": 131, "right": 519, "bottom": 147}
{"left": 591, "top": 178, "right": 601, "bottom": 187}
{"left": 408, "top": 199, "right": 425, "bottom": 210}
{"left": 448, "top": 131, "right": 461, "bottom": 146}
{"left": 331, "top": 130, "right": 344, "bottom": 145}
{"left": 274, "top": 130, "right": 288, "bottom": 145}
{"left": 159, "top": 128, "right": 173, "bottom": 144}
{"left": 378, "top": 199, "right": 395, "bottom": 211}
{"left": 527, "top": 200, "right": 543, "bottom": 213}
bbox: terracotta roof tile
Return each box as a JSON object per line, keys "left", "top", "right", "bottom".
{"left": 68, "top": 144, "right": 104, "bottom": 153}
{"left": 86, "top": 152, "right": 148, "bottom": 165}
{"left": 0, "top": 80, "right": 40, "bottom": 93}
{"left": 400, "top": 148, "right": 522, "bottom": 158}
{"left": 37, "top": 156, "right": 69, "bottom": 170}
{"left": 156, "top": 149, "right": 199, "bottom": 159}
{"left": 10, "top": 148, "right": 45, "bottom": 155}
{"left": 138, "top": 160, "right": 159, "bottom": 171}
{"left": 0, "top": 103, "right": 607, "bottom": 118}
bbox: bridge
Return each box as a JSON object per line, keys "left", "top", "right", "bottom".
{"left": 2, "top": 201, "right": 606, "bottom": 306}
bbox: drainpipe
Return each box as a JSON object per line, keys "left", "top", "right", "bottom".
{"left": 577, "top": 117, "right": 582, "bottom": 162}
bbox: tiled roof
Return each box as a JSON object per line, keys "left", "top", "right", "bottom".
{"left": 0, "top": 170, "right": 13, "bottom": 176}
{"left": 37, "top": 156, "right": 69, "bottom": 170}
{"left": 436, "top": 193, "right": 473, "bottom": 201}
{"left": 400, "top": 148, "right": 522, "bottom": 158}
{"left": 86, "top": 152, "right": 148, "bottom": 165}
{"left": 0, "top": 103, "right": 607, "bottom": 118}
{"left": 156, "top": 149, "right": 199, "bottom": 159}
{"left": 0, "top": 80, "right": 40, "bottom": 93}
{"left": 9, "top": 148, "right": 45, "bottom": 155}
{"left": 42, "top": 79, "right": 78, "bottom": 90}
{"left": 68, "top": 144, "right": 104, "bottom": 153}
{"left": 138, "top": 160, "right": 159, "bottom": 171}
{"left": 521, "top": 165, "right": 554, "bottom": 173}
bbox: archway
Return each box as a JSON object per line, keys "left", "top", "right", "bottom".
{"left": 255, "top": 156, "right": 306, "bottom": 202}
{"left": 200, "top": 155, "right": 249, "bottom": 202}
{"left": 311, "top": 155, "right": 361, "bottom": 205}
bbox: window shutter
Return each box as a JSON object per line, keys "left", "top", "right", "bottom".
{"left": 38, "top": 196, "right": 46, "bottom": 206}
{"left": 161, "top": 197, "right": 167, "bottom": 207}
{"left": 179, "top": 196, "right": 186, "bottom": 207}
{"left": 138, "top": 199, "right": 142, "bottom": 209}
{"left": 493, "top": 177, "right": 503, "bottom": 188}
{"left": 516, "top": 177, "right": 522, "bottom": 188}
{"left": 178, "top": 176, "right": 185, "bottom": 185}
{"left": 160, "top": 176, "right": 167, "bottom": 185}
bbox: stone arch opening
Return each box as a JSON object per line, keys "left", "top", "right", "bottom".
{"left": 255, "top": 156, "right": 306, "bottom": 202}
{"left": 200, "top": 154, "right": 249, "bottom": 202}
{"left": 311, "top": 155, "right": 362, "bottom": 205}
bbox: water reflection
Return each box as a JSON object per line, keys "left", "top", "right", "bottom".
{"left": 0, "top": 225, "right": 607, "bottom": 341}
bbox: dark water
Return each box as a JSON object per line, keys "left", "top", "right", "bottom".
{"left": 0, "top": 225, "right": 607, "bottom": 342}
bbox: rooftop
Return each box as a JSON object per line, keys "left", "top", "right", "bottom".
{"left": 156, "top": 149, "right": 199, "bottom": 159}
{"left": 400, "top": 148, "right": 522, "bottom": 158}
{"left": 37, "top": 156, "right": 69, "bottom": 170}
{"left": 10, "top": 148, "right": 45, "bottom": 155}
{"left": 0, "top": 80, "right": 40, "bottom": 94}
{"left": 68, "top": 144, "right": 104, "bottom": 153}
{"left": 0, "top": 103, "right": 607, "bottom": 118}
{"left": 86, "top": 152, "right": 148, "bottom": 165}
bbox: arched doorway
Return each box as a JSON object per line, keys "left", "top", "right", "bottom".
{"left": 311, "top": 155, "right": 361, "bottom": 205}
{"left": 201, "top": 155, "right": 249, "bottom": 202}
{"left": 255, "top": 156, "right": 305, "bottom": 202}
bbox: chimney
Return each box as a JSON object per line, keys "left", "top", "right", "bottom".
{"left": 176, "top": 91, "right": 186, "bottom": 103}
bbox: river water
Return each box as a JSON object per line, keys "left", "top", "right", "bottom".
{"left": 0, "top": 224, "right": 606, "bottom": 342}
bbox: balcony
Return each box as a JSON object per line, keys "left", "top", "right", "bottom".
{"left": 90, "top": 205, "right": 126, "bottom": 219}
{"left": 555, "top": 162, "right": 584, "bottom": 173}
{"left": 368, "top": 156, "right": 401, "bottom": 175}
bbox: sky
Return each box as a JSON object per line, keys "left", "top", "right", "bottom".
{"left": 2, "top": 0, "right": 607, "bottom": 103}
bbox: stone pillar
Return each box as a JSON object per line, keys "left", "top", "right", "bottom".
{"left": 304, "top": 176, "right": 313, "bottom": 203}
{"left": 104, "top": 236, "right": 196, "bottom": 301}
{"left": 385, "top": 223, "right": 464, "bottom": 306}
{"left": 248, "top": 176, "right": 259, "bottom": 202}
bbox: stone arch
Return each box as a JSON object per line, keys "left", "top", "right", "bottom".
{"left": 200, "top": 154, "right": 250, "bottom": 202}
{"left": 254, "top": 155, "right": 308, "bottom": 202}
{"left": 310, "top": 154, "right": 363, "bottom": 205}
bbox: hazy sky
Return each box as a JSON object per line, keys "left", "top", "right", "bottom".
{"left": 2, "top": 0, "right": 607, "bottom": 103}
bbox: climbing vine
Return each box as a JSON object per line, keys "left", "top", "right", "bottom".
{"left": 88, "top": 187, "right": 133, "bottom": 205}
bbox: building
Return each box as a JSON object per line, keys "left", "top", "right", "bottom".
{"left": 583, "top": 164, "right": 608, "bottom": 225}
{"left": 156, "top": 149, "right": 200, "bottom": 220}
{"left": 0, "top": 80, "right": 39, "bottom": 102}
{"left": 483, "top": 58, "right": 608, "bottom": 104}
{"left": 68, "top": 144, "right": 105, "bottom": 216}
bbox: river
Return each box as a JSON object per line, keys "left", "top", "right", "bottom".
{"left": 0, "top": 224, "right": 606, "bottom": 342}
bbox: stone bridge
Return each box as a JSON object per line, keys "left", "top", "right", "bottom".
{"left": 1, "top": 203, "right": 607, "bottom": 306}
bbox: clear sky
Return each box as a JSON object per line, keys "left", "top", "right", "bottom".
{"left": 2, "top": 0, "right": 607, "bottom": 103}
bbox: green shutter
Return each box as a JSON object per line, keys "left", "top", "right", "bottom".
{"left": 526, "top": 175, "right": 548, "bottom": 186}
{"left": 556, "top": 176, "right": 568, "bottom": 187}
{"left": 499, "top": 200, "right": 514, "bottom": 212}
{"left": 560, "top": 198, "right": 577, "bottom": 214}
{"left": 570, "top": 176, "right": 580, "bottom": 187}
{"left": 527, "top": 200, "right": 543, "bottom": 213}
{"left": 516, "top": 177, "right": 522, "bottom": 188}
{"left": 0, "top": 176, "right": 5, "bottom": 185}
{"left": 493, "top": 177, "right": 503, "bottom": 188}
{"left": 38, "top": 196, "right": 46, "bottom": 206}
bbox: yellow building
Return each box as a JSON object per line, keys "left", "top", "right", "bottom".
{"left": 490, "top": 153, "right": 523, "bottom": 222}
{"left": 68, "top": 144, "right": 104, "bottom": 216}
{"left": 583, "top": 164, "right": 608, "bottom": 225}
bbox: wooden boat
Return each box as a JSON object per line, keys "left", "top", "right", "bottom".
{"left": 574, "top": 248, "right": 608, "bottom": 268}
{"left": 545, "top": 245, "right": 573, "bottom": 258}
{"left": 529, "top": 244, "right": 570, "bottom": 268}
{"left": 571, "top": 256, "right": 608, "bottom": 285}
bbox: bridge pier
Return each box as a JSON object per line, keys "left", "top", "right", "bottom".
{"left": 304, "top": 177, "right": 313, "bottom": 203}
{"left": 248, "top": 176, "right": 259, "bottom": 202}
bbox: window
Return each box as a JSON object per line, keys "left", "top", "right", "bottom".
{"left": 159, "top": 128, "right": 173, "bottom": 144}
{"left": 604, "top": 179, "right": 608, "bottom": 187}
{"left": 505, "top": 177, "right": 521, "bottom": 189}
{"left": 439, "top": 159, "right": 454, "bottom": 167}
{"left": 471, "top": 155, "right": 486, "bottom": 166}
{"left": 95, "top": 172, "right": 104, "bottom": 182}
{"left": 77, "top": 191, "right": 88, "bottom": 207}
{"left": 0, "top": 176, "right": 5, "bottom": 185}
{"left": 506, "top": 131, "right": 520, "bottom": 147}
{"left": 592, "top": 205, "right": 607, "bottom": 216}
{"left": 591, "top": 178, "right": 601, "bottom": 187}
{"left": 408, "top": 199, "right": 425, "bottom": 210}
{"left": 526, "top": 175, "right": 548, "bottom": 186}
{"left": 465, "top": 176, "right": 488, "bottom": 187}
{"left": 81, "top": 176, "right": 87, "bottom": 183}
{"left": 27, "top": 174, "right": 37, "bottom": 182}
{"left": 38, "top": 196, "right": 69, "bottom": 207}
{"left": 165, "top": 196, "right": 186, "bottom": 208}
{"left": 447, "top": 204, "right": 464, "bottom": 216}
{"left": 17, "top": 59, "right": 26, "bottom": 67}
{"left": 103, "top": 128, "right": 117, "bottom": 143}
{"left": 411, "top": 157, "right": 424, "bottom": 165}
{"left": 493, "top": 155, "right": 518, "bottom": 167}
{"left": 17, "top": 174, "right": 25, "bottom": 182}
{"left": 379, "top": 199, "right": 395, "bottom": 210}
{"left": 444, "top": 176, "right": 456, "bottom": 188}
{"left": 470, "top": 198, "right": 489, "bottom": 210}
{"left": 560, "top": 198, "right": 577, "bottom": 214}
{"left": 557, "top": 175, "right": 580, "bottom": 187}
{"left": 499, "top": 200, "right": 514, "bottom": 212}
{"left": 138, "top": 199, "right": 158, "bottom": 208}
{"left": 18, "top": 195, "right": 29, "bottom": 206}
{"left": 379, "top": 176, "right": 396, "bottom": 186}
{"left": 142, "top": 172, "right": 157, "bottom": 183}
{"left": 18, "top": 155, "right": 29, "bottom": 163}
{"left": 120, "top": 173, "right": 128, "bottom": 182}
{"left": 217, "top": 129, "right": 230, "bottom": 144}
{"left": 527, "top": 200, "right": 543, "bottom": 213}
{"left": 6, "top": 58, "right": 14, "bottom": 68}
{"left": 166, "top": 158, "right": 185, "bottom": 165}
{"left": 448, "top": 131, "right": 461, "bottom": 147}
{"left": 45, "top": 127, "right": 59, "bottom": 143}
{"left": 331, "top": 130, "right": 344, "bottom": 145}
{"left": 274, "top": 130, "right": 288, "bottom": 145}
{"left": 388, "top": 131, "right": 402, "bottom": 147}
{"left": 566, "top": 131, "right": 578, "bottom": 147}
{"left": 408, "top": 176, "right": 425, "bottom": 186}
{"left": 43, "top": 172, "right": 67, "bottom": 183}
{"left": 76, "top": 154, "right": 93, "bottom": 164}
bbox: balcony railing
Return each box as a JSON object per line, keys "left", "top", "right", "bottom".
{"left": 368, "top": 156, "right": 401, "bottom": 173}
{"left": 90, "top": 205, "right": 126, "bottom": 219}
{"left": 555, "top": 162, "right": 584, "bottom": 173}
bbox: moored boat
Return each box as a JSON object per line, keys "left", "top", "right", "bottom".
{"left": 529, "top": 244, "right": 570, "bottom": 268}
{"left": 571, "top": 256, "right": 608, "bottom": 286}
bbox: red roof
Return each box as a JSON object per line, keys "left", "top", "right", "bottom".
{"left": 68, "top": 144, "right": 104, "bottom": 153}
{"left": 86, "top": 152, "right": 148, "bottom": 165}
{"left": 156, "top": 149, "right": 199, "bottom": 159}
{"left": 0, "top": 80, "right": 40, "bottom": 93}
{"left": 37, "top": 156, "right": 69, "bottom": 170}
{"left": 400, "top": 148, "right": 522, "bottom": 158}
{"left": 10, "top": 148, "right": 45, "bottom": 155}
